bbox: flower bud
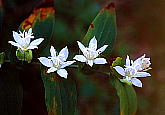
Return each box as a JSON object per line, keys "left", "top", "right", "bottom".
{"left": 16, "top": 49, "right": 32, "bottom": 63}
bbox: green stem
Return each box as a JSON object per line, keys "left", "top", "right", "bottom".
{"left": 68, "top": 64, "right": 79, "bottom": 68}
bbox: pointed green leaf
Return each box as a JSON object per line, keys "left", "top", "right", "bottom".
{"left": 110, "top": 58, "right": 137, "bottom": 115}
{"left": 110, "top": 78, "right": 137, "bottom": 115}
{"left": 41, "top": 69, "right": 78, "bottom": 115}
{"left": 19, "top": 7, "right": 55, "bottom": 56}
{"left": 83, "top": 3, "right": 117, "bottom": 56}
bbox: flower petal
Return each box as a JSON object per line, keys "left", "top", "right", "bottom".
{"left": 113, "top": 66, "right": 125, "bottom": 76}
{"left": 13, "top": 31, "right": 21, "bottom": 43}
{"left": 87, "top": 60, "right": 93, "bottom": 67}
{"left": 89, "top": 36, "right": 97, "bottom": 50}
{"left": 8, "top": 41, "right": 20, "bottom": 48}
{"left": 47, "top": 67, "right": 57, "bottom": 73}
{"left": 28, "top": 28, "right": 32, "bottom": 35}
{"left": 131, "top": 78, "right": 142, "bottom": 87}
{"left": 50, "top": 46, "right": 56, "bottom": 57}
{"left": 133, "top": 54, "right": 145, "bottom": 66}
{"left": 61, "top": 61, "right": 75, "bottom": 68}
{"left": 38, "top": 57, "right": 53, "bottom": 67}
{"left": 29, "top": 38, "right": 44, "bottom": 46}
{"left": 27, "top": 45, "right": 38, "bottom": 50}
{"left": 126, "top": 55, "right": 130, "bottom": 66}
{"left": 25, "top": 38, "right": 31, "bottom": 45}
{"left": 73, "top": 55, "right": 86, "bottom": 62}
{"left": 97, "top": 45, "right": 108, "bottom": 54}
{"left": 77, "top": 41, "right": 86, "bottom": 53}
{"left": 57, "top": 69, "right": 68, "bottom": 79}
{"left": 94, "top": 58, "right": 107, "bottom": 64}
{"left": 58, "top": 46, "right": 68, "bottom": 61}
{"left": 133, "top": 72, "right": 151, "bottom": 77}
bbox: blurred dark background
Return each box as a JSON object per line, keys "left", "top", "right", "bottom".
{"left": 0, "top": 0, "right": 165, "bottom": 115}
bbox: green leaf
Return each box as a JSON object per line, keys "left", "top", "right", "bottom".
{"left": 19, "top": 7, "right": 55, "bottom": 56}
{"left": 110, "top": 78, "right": 137, "bottom": 115}
{"left": 41, "top": 69, "right": 78, "bottom": 115}
{"left": 0, "top": 52, "right": 5, "bottom": 65}
{"left": 83, "top": 3, "right": 117, "bottom": 56}
{"left": 110, "top": 57, "right": 137, "bottom": 115}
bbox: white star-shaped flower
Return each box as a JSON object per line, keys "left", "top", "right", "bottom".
{"left": 113, "top": 55, "right": 151, "bottom": 87}
{"left": 73, "top": 36, "right": 108, "bottom": 67}
{"left": 38, "top": 46, "right": 75, "bottom": 79}
{"left": 8, "top": 28, "right": 44, "bottom": 51}
{"left": 132, "top": 54, "right": 151, "bottom": 71}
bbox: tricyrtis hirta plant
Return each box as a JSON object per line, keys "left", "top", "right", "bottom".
{"left": 74, "top": 36, "right": 108, "bottom": 67}
{"left": 2, "top": 2, "right": 152, "bottom": 115}
{"left": 38, "top": 46, "right": 75, "bottom": 78}
{"left": 8, "top": 28, "right": 44, "bottom": 62}
{"left": 113, "top": 55, "right": 151, "bottom": 87}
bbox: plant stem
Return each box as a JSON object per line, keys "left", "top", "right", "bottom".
{"left": 69, "top": 65, "right": 79, "bottom": 68}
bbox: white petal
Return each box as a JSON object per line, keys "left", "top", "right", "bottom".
{"left": 141, "top": 54, "right": 146, "bottom": 58}
{"left": 126, "top": 55, "right": 130, "bottom": 66}
{"left": 89, "top": 36, "right": 97, "bottom": 50}
{"left": 97, "top": 45, "right": 108, "bottom": 54}
{"left": 113, "top": 66, "right": 125, "bottom": 76}
{"left": 27, "top": 45, "right": 38, "bottom": 50}
{"left": 131, "top": 78, "right": 142, "bottom": 87}
{"left": 17, "top": 38, "right": 26, "bottom": 47}
{"left": 8, "top": 41, "right": 20, "bottom": 48}
{"left": 28, "top": 28, "right": 32, "bottom": 34}
{"left": 133, "top": 54, "right": 145, "bottom": 65}
{"left": 73, "top": 55, "right": 86, "bottom": 62}
{"left": 133, "top": 63, "right": 141, "bottom": 71}
{"left": 77, "top": 41, "right": 86, "bottom": 53}
{"left": 47, "top": 67, "right": 57, "bottom": 73}
{"left": 29, "top": 38, "right": 44, "bottom": 46}
{"left": 38, "top": 57, "right": 53, "bottom": 67}
{"left": 25, "top": 38, "right": 31, "bottom": 45}
{"left": 50, "top": 46, "right": 56, "bottom": 57}
{"left": 87, "top": 60, "right": 93, "bottom": 67}
{"left": 13, "top": 31, "right": 21, "bottom": 43}
{"left": 58, "top": 46, "right": 68, "bottom": 61}
{"left": 94, "top": 58, "right": 107, "bottom": 64}
{"left": 57, "top": 69, "right": 68, "bottom": 79}
{"left": 133, "top": 72, "right": 151, "bottom": 77}
{"left": 61, "top": 61, "right": 75, "bottom": 68}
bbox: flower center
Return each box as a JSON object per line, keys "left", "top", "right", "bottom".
{"left": 22, "top": 44, "right": 29, "bottom": 49}
{"left": 125, "top": 67, "right": 137, "bottom": 77}
{"left": 125, "top": 76, "right": 132, "bottom": 81}
{"left": 51, "top": 57, "right": 62, "bottom": 69}
{"left": 83, "top": 48, "right": 98, "bottom": 60}
{"left": 141, "top": 59, "right": 151, "bottom": 70}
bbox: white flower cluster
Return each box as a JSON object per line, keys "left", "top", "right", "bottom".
{"left": 9, "top": 29, "right": 108, "bottom": 78}
{"left": 114, "top": 55, "right": 151, "bottom": 87}
{"left": 38, "top": 36, "right": 108, "bottom": 78}
{"left": 9, "top": 28, "right": 151, "bottom": 81}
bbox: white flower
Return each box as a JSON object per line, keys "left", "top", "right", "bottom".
{"left": 18, "top": 28, "right": 34, "bottom": 39}
{"left": 38, "top": 46, "right": 75, "bottom": 79}
{"left": 8, "top": 28, "right": 44, "bottom": 51}
{"left": 113, "top": 55, "right": 151, "bottom": 87}
{"left": 133, "top": 54, "right": 151, "bottom": 71}
{"left": 73, "top": 36, "right": 108, "bottom": 67}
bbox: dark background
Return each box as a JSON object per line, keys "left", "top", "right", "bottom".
{"left": 0, "top": 0, "right": 165, "bottom": 115}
